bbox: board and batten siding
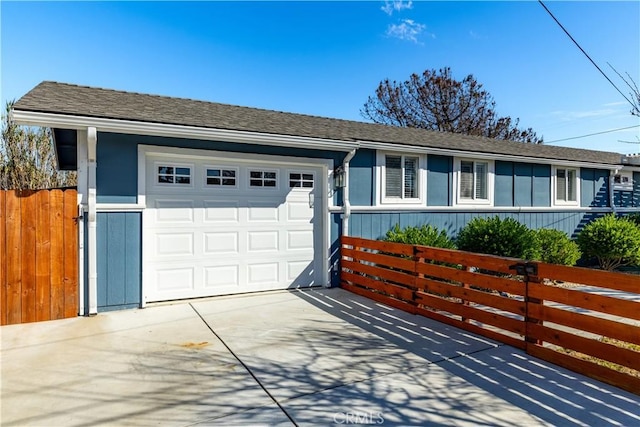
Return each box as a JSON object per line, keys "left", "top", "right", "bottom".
{"left": 581, "top": 168, "right": 610, "bottom": 208}
{"left": 349, "top": 211, "right": 605, "bottom": 241}
{"left": 97, "top": 212, "right": 141, "bottom": 311}
{"left": 614, "top": 171, "right": 640, "bottom": 208}
{"left": 494, "top": 161, "right": 551, "bottom": 207}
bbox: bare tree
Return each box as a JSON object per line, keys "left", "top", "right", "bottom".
{"left": 362, "top": 67, "right": 542, "bottom": 144}
{"left": 1, "top": 101, "right": 76, "bottom": 190}
{"left": 609, "top": 65, "right": 640, "bottom": 117}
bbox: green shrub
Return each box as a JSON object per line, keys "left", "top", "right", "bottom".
{"left": 535, "top": 228, "right": 581, "bottom": 265}
{"left": 456, "top": 216, "right": 540, "bottom": 259}
{"left": 625, "top": 212, "right": 640, "bottom": 227}
{"left": 576, "top": 214, "right": 640, "bottom": 270}
{"left": 383, "top": 224, "right": 456, "bottom": 249}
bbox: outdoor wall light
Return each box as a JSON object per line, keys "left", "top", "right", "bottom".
{"left": 334, "top": 166, "right": 346, "bottom": 189}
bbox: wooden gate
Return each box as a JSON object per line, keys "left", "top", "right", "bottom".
{"left": 0, "top": 189, "right": 78, "bottom": 325}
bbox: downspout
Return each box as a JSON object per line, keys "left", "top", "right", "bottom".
{"left": 610, "top": 168, "right": 618, "bottom": 214}
{"left": 76, "top": 130, "right": 88, "bottom": 316}
{"left": 341, "top": 149, "right": 357, "bottom": 237}
{"left": 87, "top": 127, "right": 98, "bottom": 315}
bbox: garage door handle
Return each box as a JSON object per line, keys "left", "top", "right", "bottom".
{"left": 309, "top": 193, "right": 314, "bottom": 208}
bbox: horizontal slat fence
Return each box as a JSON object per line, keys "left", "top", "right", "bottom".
{"left": 1, "top": 189, "right": 78, "bottom": 325}
{"left": 341, "top": 235, "right": 640, "bottom": 395}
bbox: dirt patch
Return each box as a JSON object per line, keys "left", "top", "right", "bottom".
{"left": 179, "top": 341, "right": 211, "bottom": 349}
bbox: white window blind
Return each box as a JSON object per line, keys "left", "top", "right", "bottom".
{"left": 460, "top": 161, "right": 474, "bottom": 199}
{"left": 385, "top": 155, "right": 402, "bottom": 198}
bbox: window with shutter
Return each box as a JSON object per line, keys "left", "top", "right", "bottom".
{"left": 555, "top": 167, "right": 578, "bottom": 204}
{"left": 458, "top": 160, "right": 489, "bottom": 202}
{"left": 382, "top": 154, "right": 421, "bottom": 203}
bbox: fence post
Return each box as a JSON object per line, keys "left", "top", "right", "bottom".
{"left": 524, "top": 264, "right": 543, "bottom": 347}
{"left": 460, "top": 266, "right": 473, "bottom": 323}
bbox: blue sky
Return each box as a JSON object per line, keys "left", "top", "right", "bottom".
{"left": 2, "top": 1, "right": 639, "bottom": 154}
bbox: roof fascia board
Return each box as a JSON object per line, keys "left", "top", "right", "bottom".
{"left": 11, "top": 110, "right": 360, "bottom": 152}
{"left": 359, "top": 140, "right": 619, "bottom": 170}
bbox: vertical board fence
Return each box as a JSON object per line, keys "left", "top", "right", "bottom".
{"left": 1, "top": 189, "right": 78, "bottom": 325}
{"left": 340, "top": 236, "right": 640, "bottom": 395}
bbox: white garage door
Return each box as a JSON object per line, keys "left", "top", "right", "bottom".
{"left": 143, "top": 154, "right": 323, "bottom": 303}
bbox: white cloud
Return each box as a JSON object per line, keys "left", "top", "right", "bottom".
{"left": 386, "top": 19, "right": 427, "bottom": 44}
{"left": 550, "top": 108, "right": 619, "bottom": 121}
{"left": 381, "top": 0, "right": 413, "bottom": 16}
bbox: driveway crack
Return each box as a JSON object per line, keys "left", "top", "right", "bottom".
{"left": 189, "top": 303, "right": 298, "bottom": 427}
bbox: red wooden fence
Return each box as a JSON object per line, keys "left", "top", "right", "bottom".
{"left": 1, "top": 189, "right": 78, "bottom": 325}
{"left": 341, "top": 236, "right": 640, "bottom": 395}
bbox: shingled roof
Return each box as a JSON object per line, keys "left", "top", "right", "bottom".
{"left": 14, "top": 81, "right": 624, "bottom": 166}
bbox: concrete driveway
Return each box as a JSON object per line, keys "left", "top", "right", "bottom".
{"left": 2, "top": 288, "right": 639, "bottom": 426}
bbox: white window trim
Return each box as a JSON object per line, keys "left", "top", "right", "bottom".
{"left": 377, "top": 152, "right": 426, "bottom": 205}
{"left": 552, "top": 165, "right": 580, "bottom": 206}
{"left": 288, "top": 170, "right": 315, "bottom": 190}
{"left": 613, "top": 171, "right": 634, "bottom": 191}
{"left": 204, "top": 165, "right": 239, "bottom": 190}
{"left": 454, "top": 158, "right": 494, "bottom": 206}
{"left": 154, "top": 161, "right": 194, "bottom": 189}
{"left": 247, "top": 168, "right": 279, "bottom": 190}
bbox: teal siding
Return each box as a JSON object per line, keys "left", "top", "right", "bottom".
{"left": 350, "top": 211, "right": 603, "bottom": 240}
{"left": 581, "top": 168, "right": 609, "bottom": 208}
{"left": 635, "top": 172, "right": 640, "bottom": 208}
{"left": 349, "top": 149, "right": 375, "bottom": 206}
{"left": 494, "top": 162, "right": 550, "bottom": 207}
{"left": 495, "top": 161, "right": 514, "bottom": 206}
{"left": 427, "top": 155, "right": 453, "bottom": 206}
{"left": 615, "top": 171, "right": 640, "bottom": 208}
{"left": 514, "top": 163, "right": 533, "bottom": 207}
{"left": 532, "top": 164, "right": 551, "bottom": 207}
{"left": 96, "top": 132, "right": 345, "bottom": 204}
{"left": 97, "top": 212, "right": 141, "bottom": 311}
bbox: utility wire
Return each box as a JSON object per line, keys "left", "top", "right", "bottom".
{"left": 545, "top": 124, "right": 640, "bottom": 144}
{"left": 538, "top": 1, "right": 637, "bottom": 111}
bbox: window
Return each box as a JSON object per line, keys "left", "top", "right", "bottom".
{"left": 157, "top": 165, "right": 191, "bottom": 185}
{"left": 289, "top": 173, "right": 314, "bottom": 188}
{"left": 459, "top": 160, "right": 489, "bottom": 202}
{"left": 250, "top": 170, "right": 277, "bottom": 187}
{"left": 384, "top": 155, "right": 419, "bottom": 200}
{"left": 555, "top": 168, "right": 578, "bottom": 203}
{"left": 613, "top": 172, "right": 633, "bottom": 191}
{"left": 206, "top": 168, "right": 237, "bottom": 187}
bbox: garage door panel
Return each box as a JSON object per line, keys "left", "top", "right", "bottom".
{"left": 247, "top": 231, "right": 279, "bottom": 252}
{"left": 204, "top": 265, "right": 240, "bottom": 288}
{"left": 287, "top": 261, "right": 314, "bottom": 283}
{"left": 247, "top": 202, "right": 280, "bottom": 222}
{"left": 204, "top": 232, "right": 239, "bottom": 254}
{"left": 286, "top": 230, "right": 314, "bottom": 250}
{"left": 154, "top": 232, "right": 194, "bottom": 257}
{"left": 286, "top": 201, "right": 314, "bottom": 222}
{"left": 155, "top": 267, "right": 195, "bottom": 292}
{"left": 247, "top": 262, "right": 280, "bottom": 285}
{"left": 154, "top": 200, "right": 195, "bottom": 223}
{"left": 203, "top": 200, "right": 239, "bottom": 223}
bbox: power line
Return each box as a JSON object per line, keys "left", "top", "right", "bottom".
{"left": 538, "top": 1, "right": 637, "bottom": 111}
{"left": 545, "top": 124, "right": 640, "bottom": 144}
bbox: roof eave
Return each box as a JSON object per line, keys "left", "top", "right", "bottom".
{"left": 11, "top": 108, "right": 625, "bottom": 169}
{"left": 10, "top": 109, "right": 360, "bottom": 153}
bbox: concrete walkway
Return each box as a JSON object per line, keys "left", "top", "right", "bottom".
{"left": 2, "top": 288, "right": 639, "bottom": 426}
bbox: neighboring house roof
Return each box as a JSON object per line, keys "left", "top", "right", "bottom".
{"left": 14, "top": 81, "right": 625, "bottom": 166}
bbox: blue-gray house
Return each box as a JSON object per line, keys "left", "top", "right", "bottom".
{"left": 12, "top": 82, "right": 640, "bottom": 314}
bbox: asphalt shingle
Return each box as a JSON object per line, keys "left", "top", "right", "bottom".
{"left": 14, "top": 81, "right": 624, "bottom": 165}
